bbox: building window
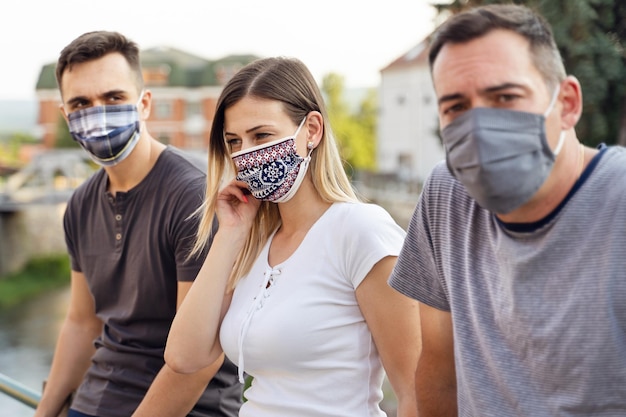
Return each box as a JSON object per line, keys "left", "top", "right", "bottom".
{"left": 397, "top": 153, "right": 413, "bottom": 182}
{"left": 143, "top": 65, "right": 171, "bottom": 86}
{"left": 186, "top": 134, "right": 204, "bottom": 150}
{"left": 154, "top": 101, "right": 173, "bottom": 119}
{"left": 186, "top": 101, "right": 202, "bottom": 117}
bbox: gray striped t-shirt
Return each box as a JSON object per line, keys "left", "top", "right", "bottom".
{"left": 390, "top": 145, "right": 626, "bottom": 416}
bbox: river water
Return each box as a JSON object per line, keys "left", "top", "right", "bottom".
{"left": 0, "top": 286, "right": 70, "bottom": 417}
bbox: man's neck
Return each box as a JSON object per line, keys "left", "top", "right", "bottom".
{"left": 105, "top": 134, "right": 166, "bottom": 196}
{"left": 496, "top": 140, "right": 594, "bottom": 224}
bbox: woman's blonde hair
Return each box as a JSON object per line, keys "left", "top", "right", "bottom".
{"left": 192, "top": 56, "right": 359, "bottom": 289}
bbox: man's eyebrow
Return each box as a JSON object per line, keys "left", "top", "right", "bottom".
{"left": 437, "top": 82, "right": 528, "bottom": 105}
{"left": 482, "top": 82, "right": 527, "bottom": 94}
{"left": 66, "top": 89, "right": 128, "bottom": 106}
{"left": 437, "top": 93, "right": 464, "bottom": 106}
{"left": 102, "top": 89, "right": 127, "bottom": 98}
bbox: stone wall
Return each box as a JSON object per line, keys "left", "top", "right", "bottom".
{"left": 0, "top": 204, "right": 66, "bottom": 277}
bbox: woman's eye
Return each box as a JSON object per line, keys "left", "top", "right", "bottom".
{"left": 255, "top": 132, "right": 271, "bottom": 140}
{"left": 227, "top": 139, "right": 242, "bottom": 152}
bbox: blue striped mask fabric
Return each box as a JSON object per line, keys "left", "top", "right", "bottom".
{"left": 68, "top": 96, "right": 143, "bottom": 166}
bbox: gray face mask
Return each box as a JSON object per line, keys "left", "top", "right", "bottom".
{"left": 441, "top": 87, "right": 563, "bottom": 214}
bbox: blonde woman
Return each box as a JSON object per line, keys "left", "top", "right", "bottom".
{"left": 165, "top": 57, "right": 421, "bottom": 417}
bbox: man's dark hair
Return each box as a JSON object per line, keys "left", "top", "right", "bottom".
{"left": 56, "top": 31, "right": 144, "bottom": 92}
{"left": 428, "top": 4, "right": 566, "bottom": 89}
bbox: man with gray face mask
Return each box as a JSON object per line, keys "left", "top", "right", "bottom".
{"left": 389, "top": 4, "right": 626, "bottom": 417}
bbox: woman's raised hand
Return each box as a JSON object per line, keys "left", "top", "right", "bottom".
{"left": 215, "top": 180, "right": 261, "bottom": 232}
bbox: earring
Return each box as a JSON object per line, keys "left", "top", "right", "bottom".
{"left": 307, "top": 141, "right": 314, "bottom": 150}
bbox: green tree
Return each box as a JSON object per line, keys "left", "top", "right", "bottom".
{"left": 432, "top": 0, "right": 626, "bottom": 146}
{"left": 0, "top": 132, "right": 38, "bottom": 166}
{"left": 54, "top": 113, "right": 79, "bottom": 148}
{"left": 321, "top": 73, "right": 377, "bottom": 176}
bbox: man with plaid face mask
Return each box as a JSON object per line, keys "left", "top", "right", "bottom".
{"left": 34, "top": 31, "right": 243, "bottom": 417}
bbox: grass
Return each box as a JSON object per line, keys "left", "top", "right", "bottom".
{"left": 0, "top": 254, "right": 70, "bottom": 310}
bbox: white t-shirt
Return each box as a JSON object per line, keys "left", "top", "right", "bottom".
{"left": 220, "top": 202, "right": 406, "bottom": 417}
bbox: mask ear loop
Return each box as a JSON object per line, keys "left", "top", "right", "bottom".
{"left": 544, "top": 84, "right": 565, "bottom": 156}
{"left": 302, "top": 141, "right": 315, "bottom": 161}
{"left": 294, "top": 117, "right": 307, "bottom": 138}
{"left": 136, "top": 90, "right": 145, "bottom": 107}
{"left": 552, "top": 131, "right": 566, "bottom": 156}
{"left": 136, "top": 90, "right": 145, "bottom": 133}
{"left": 294, "top": 117, "right": 314, "bottom": 158}
{"left": 543, "top": 85, "right": 560, "bottom": 117}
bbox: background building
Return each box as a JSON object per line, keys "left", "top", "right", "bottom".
{"left": 35, "top": 47, "right": 259, "bottom": 150}
{"left": 377, "top": 37, "right": 444, "bottom": 185}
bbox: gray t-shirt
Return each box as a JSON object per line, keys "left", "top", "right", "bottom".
{"left": 64, "top": 147, "right": 242, "bottom": 417}
{"left": 390, "top": 145, "right": 626, "bottom": 416}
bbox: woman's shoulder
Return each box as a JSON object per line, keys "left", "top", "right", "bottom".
{"left": 330, "top": 201, "right": 393, "bottom": 220}
{"left": 328, "top": 201, "right": 403, "bottom": 235}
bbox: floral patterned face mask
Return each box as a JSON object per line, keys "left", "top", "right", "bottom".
{"left": 231, "top": 118, "right": 311, "bottom": 203}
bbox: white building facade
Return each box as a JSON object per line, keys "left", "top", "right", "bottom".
{"left": 377, "top": 39, "right": 444, "bottom": 185}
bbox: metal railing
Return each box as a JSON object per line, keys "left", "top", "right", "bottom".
{"left": 0, "top": 371, "right": 40, "bottom": 409}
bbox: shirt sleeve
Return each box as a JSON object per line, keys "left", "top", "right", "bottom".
{"left": 342, "top": 203, "right": 407, "bottom": 289}
{"left": 171, "top": 174, "right": 212, "bottom": 282}
{"left": 389, "top": 166, "right": 451, "bottom": 311}
{"left": 63, "top": 196, "right": 81, "bottom": 272}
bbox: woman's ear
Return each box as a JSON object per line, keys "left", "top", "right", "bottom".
{"left": 559, "top": 75, "right": 583, "bottom": 130}
{"left": 304, "top": 111, "right": 324, "bottom": 148}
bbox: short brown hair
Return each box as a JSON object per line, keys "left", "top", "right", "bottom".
{"left": 56, "top": 31, "right": 144, "bottom": 92}
{"left": 428, "top": 4, "right": 566, "bottom": 89}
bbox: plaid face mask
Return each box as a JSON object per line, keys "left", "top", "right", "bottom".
{"left": 231, "top": 118, "right": 311, "bottom": 203}
{"left": 67, "top": 95, "right": 143, "bottom": 166}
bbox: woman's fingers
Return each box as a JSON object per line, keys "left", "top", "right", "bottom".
{"left": 218, "top": 180, "right": 252, "bottom": 203}
{"left": 216, "top": 180, "right": 261, "bottom": 228}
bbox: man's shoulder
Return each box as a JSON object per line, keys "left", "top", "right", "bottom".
{"left": 422, "top": 160, "right": 472, "bottom": 205}
{"left": 161, "top": 146, "right": 207, "bottom": 174}
{"left": 587, "top": 145, "right": 626, "bottom": 189}
{"left": 427, "top": 160, "right": 456, "bottom": 182}
{"left": 154, "top": 147, "right": 207, "bottom": 192}
{"left": 605, "top": 145, "right": 626, "bottom": 166}
{"left": 68, "top": 169, "right": 105, "bottom": 205}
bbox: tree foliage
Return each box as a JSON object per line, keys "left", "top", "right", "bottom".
{"left": 432, "top": 0, "right": 626, "bottom": 146}
{"left": 0, "top": 132, "right": 38, "bottom": 167}
{"left": 54, "top": 113, "right": 79, "bottom": 148}
{"left": 321, "top": 73, "right": 377, "bottom": 176}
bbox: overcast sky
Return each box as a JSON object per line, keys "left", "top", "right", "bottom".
{"left": 2, "top": 0, "right": 437, "bottom": 100}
